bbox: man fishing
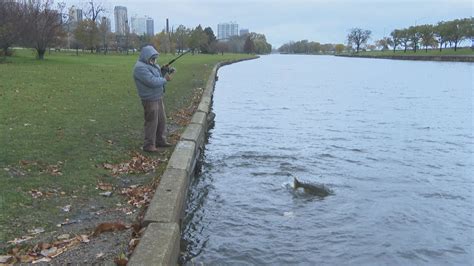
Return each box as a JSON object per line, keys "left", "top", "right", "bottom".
{"left": 133, "top": 45, "right": 173, "bottom": 152}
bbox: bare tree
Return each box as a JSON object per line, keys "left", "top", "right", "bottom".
{"left": 0, "top": 1, "right": 23, "bottom": 58}
{"left": 85, "top": 0, "right": 105, "bottom": 23}
{"left": 347, "top": 28, "right": 371, "bottom": 53}
{"left": 80, "top": 0, "right": 106, "bottom": 52}
{"left": 22, "top": 0, "right": 66, "bottom": 60}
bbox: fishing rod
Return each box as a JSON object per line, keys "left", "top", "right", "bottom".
{"left": 161, "top": 50, "right": 191, "bottom": 76}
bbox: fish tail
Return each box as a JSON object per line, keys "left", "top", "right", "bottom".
{"left": 293, "top": 176, "right": 301, "bottom": 188}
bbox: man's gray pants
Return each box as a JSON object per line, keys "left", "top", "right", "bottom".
{"left": 142, "top": 98, "right": 167, "bottom": 150}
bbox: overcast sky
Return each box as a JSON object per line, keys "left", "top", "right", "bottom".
{"left": 65, "top": 0, "right": 472, "bottom": 48}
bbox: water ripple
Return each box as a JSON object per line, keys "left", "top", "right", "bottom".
{"left": 182, "top": 55, "right": 473, "bottom": 265}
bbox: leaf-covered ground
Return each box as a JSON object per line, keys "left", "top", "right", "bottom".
{"left": 0, "top": 49, "right": 253, "bottom": 263}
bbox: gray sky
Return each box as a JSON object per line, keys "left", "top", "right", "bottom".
{"left": 66, "top": 0, "right": 472, "bottom": 48}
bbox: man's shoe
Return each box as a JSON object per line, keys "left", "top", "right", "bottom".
{"left": 156, "top": 142, "right": 173, "bottom": 148}
{"left": 143, "top": 146, "right": 159, "bottom": 152}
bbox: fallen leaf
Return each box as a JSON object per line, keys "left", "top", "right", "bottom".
{"left": 32, "top": 257, "right": 52, "bottom": 264}
{"left": 50, "top": 247, "right": 65, "bottom": 258}
{"left": 115, "top": 258, "right": 128, "bottom": 266}
{"left": 40, "top": 247, "right": 57, "bottom": 257}
{"left": 30, "top": 190, "right": 43, "bottom": 199}
{"left": 129, "top": 238, "right": 139, "bottom": 248}
{"left": 121, "top": 185, "right": 154, "bottom": 208}
{"left": 102, "top": 163, "right": 113, "bottom": 169}
{"left": 10, "top": 247, "right": 19, "bottom": 255}
{"left": 79, "top": 235, "right": 90, "bottom": 243}
{"left": 19, "top": 254, "right": 35, "bottom": 263}
{"left": 40, "top": 242, "right": 51, "bottom": 250}
{"left": 42, "top": 163, "right": 63, "bottom": 176}
{"left": 7, "top": 236, "right": 34, "bottom": 245}
{"left": 28, "top": 227, "right": 45, "bottom": 235}
{"left": 0, "top": 255, "right": 13, "bottom": 264}
{"left": 57, "top": 234, "right": 70, "bottom": 240}
{"left": 97, "top": 182, "right": 113, "bottom": 191}
{"left": 95, "top": 252, "right": 104, "bottom": 258}
{"left": 102, "top": 152, "right": 162, "bottom": 176}
{"left": 61, "top": 205, "right": 71, "bottom": 212}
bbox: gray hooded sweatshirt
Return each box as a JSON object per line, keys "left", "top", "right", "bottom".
{"left": 133, "top": 45, "right": 167, "bottom": 101}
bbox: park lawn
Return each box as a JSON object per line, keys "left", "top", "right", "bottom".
{"left": 355, "top": 47, "right": 474, "bottom": 57}
{"left": 0, "top": 49, "right": 253, "bottom": 250}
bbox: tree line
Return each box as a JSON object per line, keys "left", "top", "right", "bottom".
{"left": 278, "top": 17, "right": 473, "bottom": 55}
{"left": 278, "top": 40, "right": 342, "bottom": 54}
{"left": 386, "top": 17, "right": 472, "bottom": 53}
{"left": 146, "top": 25, "right": 271, "bottom": 55}
{"left": 0, "top": 0, "right": 272, "bottom": 60}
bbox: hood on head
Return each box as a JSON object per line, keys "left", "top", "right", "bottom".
{"left": 139, "top": 45, "right": 159, "bottom": 63}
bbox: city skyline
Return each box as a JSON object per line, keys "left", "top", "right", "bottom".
{"left": 62, "top": 0, "right": 471, "bottom": 48}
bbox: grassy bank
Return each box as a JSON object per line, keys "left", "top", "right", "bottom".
{"left": 355, "top": 47, "right": 473, "bottom": 56}
{"left": 0, "top": 49, "right": 253, "bottom": 251}
{"left": 337, "top": 48, "right": 474, "bottom": 62}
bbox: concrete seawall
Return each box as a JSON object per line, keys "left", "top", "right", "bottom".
{"left": 128, "top": 57, "right": 258, "bottom": 265}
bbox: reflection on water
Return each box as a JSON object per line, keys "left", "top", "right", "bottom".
{"left": 181, "top": 55, "right": 473, "bottom": 265}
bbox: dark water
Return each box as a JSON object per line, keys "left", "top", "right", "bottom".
{"left": 181, "top": 55, "right": 473, "bottom": 265}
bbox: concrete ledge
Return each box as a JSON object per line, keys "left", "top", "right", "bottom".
{"left": 202, "top": 86, "right": 213, "bottom": 99}
{"left": 143, "top": 168, "right": 189, "bottom": 225}
{"left": 167, "top": 140, "right": 196, "bottom": 176}
{"left": 191, "top": 111, "right": 207, "bottom": 126}
{"left": 128, "top": 222, "right": 180, "bottom": 266}
{"left": 204, "top": 65, "right": 219, "bottom": 90}
{"left": 197, "top": 95, "right": 212, "bottom": 114}
{"left": 181, "top": 123, "right": 204, "bottom": 152}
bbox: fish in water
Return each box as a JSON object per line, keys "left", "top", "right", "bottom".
{"left": 293, "top": 176, "right": 333, "bottom": 197}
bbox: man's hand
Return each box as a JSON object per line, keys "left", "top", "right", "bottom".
{"left": 165, "top": 73, "right": 172, "bottom": 81}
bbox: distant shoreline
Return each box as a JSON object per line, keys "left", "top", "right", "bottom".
{"left": 334, "top": 54, "right": 474, "bottom": 63}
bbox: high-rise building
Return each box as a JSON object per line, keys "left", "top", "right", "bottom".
{"left": 217, "top": 22, "right": 239, "bottom": 40}
{"left": 114, "top": 6, "right": 128, "bottom": 35}
{"left": 68, "top": 6, "right": 83, "bottom": 31}
{"left": 101, "top": 16, "right": 112, "bottom": 32}
{"left": 131, "top": 15, "right": 147, "bottom": 35}
{"left": 240, "top": 29, "right": 249, "bottom": 36}
{"left": 146, "top": 17, "right": 154, "bottom": 36}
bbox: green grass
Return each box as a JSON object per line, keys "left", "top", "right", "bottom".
{"left": 0, "top": 49, "right": 253, "bottom": 249}
{"left": 353, "top": 47, "right": 474, "bottom": 57}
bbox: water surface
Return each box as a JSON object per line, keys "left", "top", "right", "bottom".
{"left": 182, "top": 55, "right": 473, "bottom": 265}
